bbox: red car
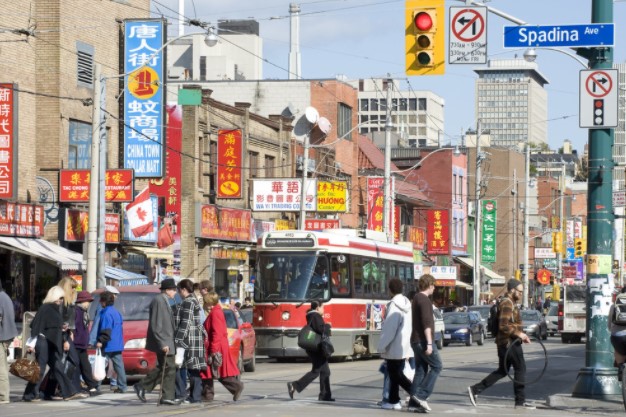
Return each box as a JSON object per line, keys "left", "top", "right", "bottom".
{"left": 88, "top": 286, "right": 256, "bottom": 376}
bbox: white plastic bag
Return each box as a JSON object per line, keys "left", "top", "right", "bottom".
{"left": 174, "top": 347, "right": 185, "bottom": 367}
{"left": 403, "top": 358, "right": 415, "bottom": 381}
{"left": 92, "top": 348, "right": 107, "bottom": 381}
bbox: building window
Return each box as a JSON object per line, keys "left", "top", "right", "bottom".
{"left": 68, "top": 120, "right": 92, "bottom": 169}
{"left": 360, "top": 99, "right": 368, "bottom": 111}
{"left": 249, "top": 151, "right": 259, "bottom": 178}
{"left": 200, "top": 56, "right": 207, "bottom": 81}
{"left": 265, "top": 155, "right": 275, "bottom": 177}
{"left": 337, "top": 103, "right": 352, "bottom": 141}
{"left": 77, "top": 41, "right": 94, "bottom": 88}
{"left": 418, "top": 98, "right": 427, "bottom": 111}
{"left": 453, "top": 174, "right": 457, "bottom": 202}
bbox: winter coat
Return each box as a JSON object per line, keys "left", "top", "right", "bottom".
{"left": 377, "top": 294, "right": 413, "bottom": 360}
{"left": 146, "top": 293, "right": 176, "bottom": 354}
{"left": 30, "top": 303, "right": 64, "bottom": 354}
{"left": 0, "top": 290, "right": 17, "bottom": 342}
{"left": 73, "top": 305, "right": 90, "bottom": 349}
{"left": 201, "top": 304, "right": 239, "bottom": 379}
{"left": 97, "top": 305, "right": 124, "bottom": 353}
{"left": 174, "top": 294, "right": 207, "bottom": 371}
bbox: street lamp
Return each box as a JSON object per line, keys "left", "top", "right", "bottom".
{"left": 85, "top": 23, "right": 218, "bottom": 292}
{"left": 523, "top": 47, "right": 589, "bottom": 69}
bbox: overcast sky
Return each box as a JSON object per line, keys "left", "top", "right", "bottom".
{"left": 152, "top": 0, "right": 626, "bottom": 154}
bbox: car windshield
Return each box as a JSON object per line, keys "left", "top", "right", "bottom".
{"left": 444, "top": 313, "right": 469, "bottom": 324}
{"left": 468, "top": 306, "right": 491, "bottom": 319}
{"left": 521, "top": 311, "right": 539, "bottom": 321}
{"left": 565, "top": 285, "right": 586, "bottom": 302}
{"left": 88, "top": 292, "right": 156, "bottom": 321}
{"left": 548, "top": 305, "right": 559, "bottom": 316}
{"left": 255, "top": 253, "right": 330, "bottom": 302}
{"left": 223, "top": 309, "right": 238, "bottom": 329}
{"left": 239, "top": 309, "right": 253, "bottom": 324}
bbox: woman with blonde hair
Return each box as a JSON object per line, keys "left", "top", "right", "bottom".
{"left": 22, "top": 286, "right": 86, "bottom": 401}
{"left": 200, "top": 292, "right": 243, "bottom": 402}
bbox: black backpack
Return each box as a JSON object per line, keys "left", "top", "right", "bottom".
{"left": 488, "top": 299, "right": 501, "bottom": 337}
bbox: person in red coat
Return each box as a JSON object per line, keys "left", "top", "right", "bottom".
{"left": 200, "top": 292, "right": 244, "bottom": 402}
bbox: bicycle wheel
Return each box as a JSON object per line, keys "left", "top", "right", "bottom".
{"left": 621, "top": 365, "right": 626, "bottom": 412}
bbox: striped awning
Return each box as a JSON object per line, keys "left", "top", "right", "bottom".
{"left": 0, "top": 236, "right": 85, "bottom": 271}
{"left": 105, "top": 266, "right": 148, "bottom": 286}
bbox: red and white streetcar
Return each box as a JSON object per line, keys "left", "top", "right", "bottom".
{"left": 253, "top": 229, "right": 416, "bottom": 359}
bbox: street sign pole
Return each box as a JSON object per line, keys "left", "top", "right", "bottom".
{"left": 572, "top": 0, "right": 619, "bottom": 399}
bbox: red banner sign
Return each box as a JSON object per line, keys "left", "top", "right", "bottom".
{"left": 305, "top": 219, "right": 341, "bottom": 230}
{"left": 367, "top": 177, "right": 385, "bottom": 232}
{"left": 0, "top": 84, "right": 16, "bottom": 199}
{"left": 406, "top": 226, "right": 426, "bottom": 250}
{"left": 217, "top": 129, "right": 242, "bottom": 198}
{"left": 0, "top": 202, "right": 44, "bottom": 237}
{"left": 427, "top": 209, "right": 450, "bottom": 255}
{"left": 59, "top": 169, "right": 134, "bottom": 202}
{"left": 198, "top": 205, "right": 251, "bottom": 241}
{"left": 64, "top": 209, "right": 120, "bottom": 243}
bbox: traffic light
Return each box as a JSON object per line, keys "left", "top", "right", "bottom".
{"left": 405, "top": 0, "right": 445, "bottom": 76}
{"left": 593, "top": 99, "right": 604, "bottom": 126}
{"left": 574, "top": 238, "right": 584, "bottom": 258}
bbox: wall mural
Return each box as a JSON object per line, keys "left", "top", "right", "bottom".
{"left": 36, "top": 176, "right": 59, "bottom": 226}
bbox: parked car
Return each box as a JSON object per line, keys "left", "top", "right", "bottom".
{"left": 223, "top": 306, "right": 257, "bottom": 372}
{"left": 88, "top": 286, "right": 257, "bottom": 377}
{"left": 521, "top": 309, "right": 548, "bottom": 340}
{"left": 467, "top": 305, "right": 491, "bottom": 338}
{"left": 433, "top": 307, "right": 445, "bottom": 349}
{"left": 442, "top": 311, "right": 485, "bottom": 346}
{"left": 546, "top": 305, "right": 559, "bottom": 336}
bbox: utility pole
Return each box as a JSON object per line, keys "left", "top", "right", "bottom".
{"left": 572, "top": 0, "right": 617, "bottom": 398}
{"left": 513, "top": 169, "right": 518, "bottom": 271}
{"left": 383, "top": 77, "right": 393, "bottom": 243}
{"left": 473, "top": 119, "right": 482, "bottom": 306}
{"left": 299, "top": 132, "right": 310, "bottom": 230}
{"left": 557, "top": 164, "right": 565, "bottom": 289}
{"left": 523, "top": 143, "right": 530, "bottom": 308}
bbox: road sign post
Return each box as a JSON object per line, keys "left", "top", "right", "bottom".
{"left": 448, "top": 6, "right": 487, "bottom": 64}
{"left": 579, "top": 69, "right": 618, "bottom": 128}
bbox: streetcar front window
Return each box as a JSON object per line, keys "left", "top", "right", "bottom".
{"left": 255, "top": 253, "right": 330, "bottom": 302}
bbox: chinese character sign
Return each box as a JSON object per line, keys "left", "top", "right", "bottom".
{"left": 251, "top": 179, "right": 317, "bottom": 211}
{"left": 366, "top": 177, "right": 394, "bottom": 233}
{"left": 481, "top": 200, "right": 497, "bottom": 263}
{"left": 63, "top": 209, "right": 120, "bottom": 243}
{"left": 0, "top": 84, "right": 16, "bottom": 199}
{"left": 0, "top": 202, "right": 43, "bottom": 237}
{"left": 59, "top": 169, "right": 134, "bottom": 202}
{"left": 317, "top": 181, "right": 347, "bottom": 212}
{"left": 123, "top": 20, "right": 165, "bottom": 177}
{"left": 427, "top": 209, "right": 449, "bottom": 255}
{"left": 217, "top": 129, "right": 242, "bottom": 198}
{"left": 197, "top": 205, "right": 252, "bottom": 241}
{"left": 305, "top": 219, "right": 341, "bottom": 230}
{"left": 406, "top": 226, "right": 426, "bottom": 250}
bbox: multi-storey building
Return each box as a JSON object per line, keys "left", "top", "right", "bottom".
{"left": 474, "top": 59, "right": 549, "bottom": 148}
{"left": 351, "top": 78, "right": 445, "bottom": 148}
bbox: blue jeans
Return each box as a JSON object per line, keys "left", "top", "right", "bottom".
{"left": 104, "top": 351, "right": 127, "bottom": 392}
{"left": 410, "top": 341, "right": 442, "bottom": 401}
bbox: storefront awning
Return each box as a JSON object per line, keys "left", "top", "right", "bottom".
{"left": 105, "top": 266, "right": 148, "bottom": 286}
{"left": 456, "top": 281, "right": 473, "bottom": 290}
{"left": 125, "top": 245, "right": 174, "bottom": 260}
{"left": 0, "top": 236, "right": 85, "bottom": 271}
{"left": 454, "top": 257, "right": 506, "bottom": 285}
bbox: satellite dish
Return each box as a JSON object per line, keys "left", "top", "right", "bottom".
{"left": 317, "top": 117, "right": 332, "bottom": 135}
{"left": 304, "top": 106, "right": 319, "bottom": 124}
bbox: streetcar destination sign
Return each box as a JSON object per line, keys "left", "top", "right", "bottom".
{"left": 503, "top": 23, "right": 614, "bottom": 48}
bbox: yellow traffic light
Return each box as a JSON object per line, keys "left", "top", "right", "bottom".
{"left": 406, "top": 0, "right": 445, "bottom": 76}
{"left": 574, "top": 238, "right": 584, "bottom": 258}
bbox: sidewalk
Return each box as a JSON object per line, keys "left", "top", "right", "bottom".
{"left": 547, "top": 393, "right": 624, "bottom": 414}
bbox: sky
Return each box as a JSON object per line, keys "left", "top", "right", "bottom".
{"left": 152, "top": 0, "right": 626, "bottom": 154}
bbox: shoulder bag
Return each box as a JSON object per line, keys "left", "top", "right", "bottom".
{"left": 297, "top": 324, "right": 322, "bottom": 351}
{"left": 9, "top": 356, "right": 40, "bottom": 384}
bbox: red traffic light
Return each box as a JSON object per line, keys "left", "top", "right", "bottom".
{"left": 414, "top": 11, "right": 433, "bottom": 31}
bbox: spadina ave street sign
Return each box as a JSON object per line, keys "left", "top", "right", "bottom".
{"left": 503, "top": 23, "right": 614, "bottom": 48}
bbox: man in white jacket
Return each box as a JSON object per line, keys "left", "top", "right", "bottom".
{"left": 377, "top": 278, "right": 417, "bottom": 411}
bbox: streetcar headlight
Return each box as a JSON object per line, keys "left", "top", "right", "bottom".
{"left": 257, "top": 315, "right": 263, "bottom": 322}
{"left": 282, "top": 311, "right": 290, "bottom": 321}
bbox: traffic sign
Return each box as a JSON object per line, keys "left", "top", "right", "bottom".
{"left": 579, "top": 69, "right": 618, "bottom": 128}
{"left": 614, "top": 191, "right": 626, "bottom": 207}
{"left": 503, "top": 23, "right": 614, "bottom": 48}
{"left": 449, "top": 6, "right": 487, "bottom": 64}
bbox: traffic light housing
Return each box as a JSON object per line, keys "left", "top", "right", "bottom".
{"left": 406, "top": 0, "right": 445, "bottom": 76}
{"left": 574, "top": 238, "right": 584, "bottom": 258}
{"left": 593, "top": 99, "right": 604, "bottom": 126}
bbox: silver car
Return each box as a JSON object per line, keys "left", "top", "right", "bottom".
{"left": 546, "top": 305, "right": 559, "bottom": 336}
{"left": 433, "top": 307, "right": 445, "bottom": 349}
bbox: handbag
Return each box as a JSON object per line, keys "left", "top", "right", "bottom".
{"left": 297, "top": 325, "right": 322, "bottom": 351}
{"left": 320, "top": 335, "right": 334, "bottom": 358}
{"left": 92, "top": 348, "right": 107, "bottom": 381}
{"left": 9, "top": 357, "right": 40, "bottom": 384}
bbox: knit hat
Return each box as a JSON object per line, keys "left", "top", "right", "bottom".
{"left": 76, "top": 290, "right": 94, "bottom": 303}
{"left": 507, "top": 278, "right": 522, "bottom": 292}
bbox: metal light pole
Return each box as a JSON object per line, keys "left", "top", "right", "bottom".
{"left": 472, "top": 119, "right": 482, "bottom": 306}
{"left": 383, "top": 77, "right": 393, "bottom": 243}
{"left": 557, "top": 164, "right": 565, "bottom": 289}
{"left": 572, "top": 0, "right": 618, "bottom": 398}
{"left": 299, "top": 132, "right": 310, "bottom": 230}
{"left": 523, "top": 143, "right": 530, "bottom": 308}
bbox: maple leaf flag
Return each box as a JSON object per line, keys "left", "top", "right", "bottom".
{"left": 125, "top": 187, "right": 154, "bottom": 238}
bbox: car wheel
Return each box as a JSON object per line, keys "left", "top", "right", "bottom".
{"left": 443, "top": 342, "right": 449, "bottom": 347}
{"left": 542, "top": 328, "right": 548, "bottom": 341}
{"left": 477, "top": 331, "right": 484, "bottom": 346}
{"left": 466, "top": 333, "right": 472, "bottom": 346}
{"left": 243, "top": 345, "right": 256, "bottom": 372}
{"left": 436, "top": 332, "right": 443, "bottom": 350}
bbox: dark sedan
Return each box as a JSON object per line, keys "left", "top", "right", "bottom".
{"left": 443, "top": 311, "right": 485, "bottom": 346}
{"left": 521, "top": 309, "right": 548, "bottom": 340}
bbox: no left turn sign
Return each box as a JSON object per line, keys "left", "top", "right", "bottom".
{"left": 449, "top": 6, "right": 487, "bottom": 64}
{"left": 579, "top": 69, "right": 618, "bottom": 128}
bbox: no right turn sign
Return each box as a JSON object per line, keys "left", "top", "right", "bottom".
{"left": 580, "top": 69, "right": 618, "bottom": 128}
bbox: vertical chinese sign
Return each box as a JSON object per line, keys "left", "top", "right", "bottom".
{"left": 427, "top": 209, "right": 449, "bottom": 255}
{"left": 481, "top": 200, "right": 496, "bottom": 263}
{"left": 0, "top": 84, "right": 16, "bottom": 199}
{"left": 367, "top": 177, "right": 395, "bottom": 234}
{"left": 123, "top": 19, "right": 165, "bottom": 178}
{"left": 217, "top": 129, "right": 242, "bottom": 198}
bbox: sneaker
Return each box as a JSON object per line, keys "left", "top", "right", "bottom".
{"left": 381, "top": 402, "right": 402, "bottom": 410}
{"left": 410, "top": 395, "right": 431, "bottom": 412}
{"left": 467, "top": 386, "right": 477, "bottom": 407}
{"left": 515, "top": 402, "right": 536, "bottom": 410}
{"left": 407, "top": 406, "right": 428, "bottom": 413}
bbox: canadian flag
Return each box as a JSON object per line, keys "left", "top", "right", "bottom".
{"left": 125, "top": 187, "right": 154, "bottom": 238}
